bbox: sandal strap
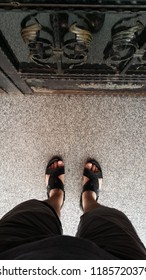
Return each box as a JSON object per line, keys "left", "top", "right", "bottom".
{"left": 82, "top": 180, "right": 99, "bottom": 196}
{"left": 83, "top": 167, "right": 102, "bottom": 182}
{"left": 82, "top": 165, "right": 102, "bottom": 194}
{"left": 47, "top": 176, "right": 64, "bottom": 193}
{"left": 47, "top": 177, "right": 65, "bottom": 207}
{"left": 80, "top": 180, "right": 99, "bottom": 210}
{"left": 46, "top": 166, "right": 65, "bottom": 192}
{"left": 80, "top": 159, "right": 103, "bottom": 210}
{"left": 45, "top": 158, "right": 65, "bottom": 206}
{"left": 46, "top": 166, "right": 64, "bottom": 177}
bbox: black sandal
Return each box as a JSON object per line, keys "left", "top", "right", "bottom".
{"left": 45, "top": 156, "right": 65, "bottom": 207}
{"left": 80, "top": 158, "right": 103, "bottom": 210}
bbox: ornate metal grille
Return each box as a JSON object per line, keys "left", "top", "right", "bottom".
{"left": 0, "top": 1, "right": 146, "bottom": 94}
{"left": 20, "top": 12, "right": 105, "bottom": 73}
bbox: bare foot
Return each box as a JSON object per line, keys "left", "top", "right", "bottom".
{"left": 45, "top": 160, "right": 64, "bottom": 208}
{"left": 82, "top": 162, "right": 103, "bottom": 211}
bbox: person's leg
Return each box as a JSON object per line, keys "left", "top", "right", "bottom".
{"left": 0, "top": 157, "right": 65, "bottom": 253}
{"left": 0, "top": 199, "right": 63, "bottom": 253}
{"left": 76, "top": 161, "right": 146, "bottom": 259}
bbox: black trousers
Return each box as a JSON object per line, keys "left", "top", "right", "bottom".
{"left": 0, "top": 199, "right": 145, "bottom": 259}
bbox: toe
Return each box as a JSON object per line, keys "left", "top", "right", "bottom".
{"left": 95, "top": 166, "right": 99, "bottom": 172}
{"left": 85, "top": 162, "right": 92, "bottom": 169}
{"left": 58, "top": 160, "right": 64, "bottom": 167}
{"left": 92, "top": 164, "right": 96, "bottom": 172}
{"left": 54, "top": 161, "right": 57, "bottom": 169}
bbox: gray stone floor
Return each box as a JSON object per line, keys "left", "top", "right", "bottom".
{"left": 0, "top": 93, "right": 146, "bottom": 247}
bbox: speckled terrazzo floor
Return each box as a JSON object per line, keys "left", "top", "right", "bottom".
{"left": 0, "top": 94, "right": 146, "bottom": 246}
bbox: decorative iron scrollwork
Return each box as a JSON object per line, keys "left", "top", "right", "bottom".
{"left": 21, "top": 12, "right": 105, "bottom": 72}
{"left": 103, "top": 15, "right": 146, "bottom": 72}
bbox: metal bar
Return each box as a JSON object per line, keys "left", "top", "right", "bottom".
{"left": 0, "top": 4, "right": 146, "bottom": 10}
{"left": 25, "top": 75, "right": 146, "bottom": 85}
{"left": 0, "top": 68, "right": 22, "bottom": 94}
{"left": 0, "top": 47, "right": 32, "bottom": 94}
{"left": 20, "top": 70, "right": 146, "bottom": 79}
{"left": 30, "top": 88, "right": 146, "bottom": 97}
